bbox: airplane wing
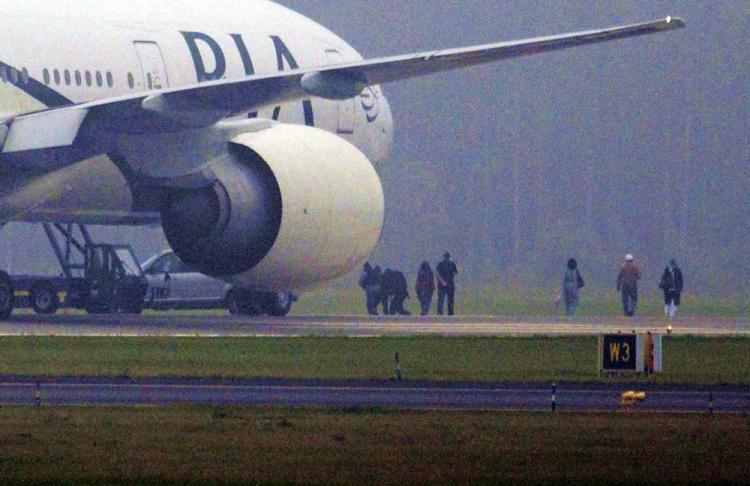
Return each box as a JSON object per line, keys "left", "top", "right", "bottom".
{"left": 305, "top": 16, "right": 686, "bottom": 94}
{"left": 0, "top": 17, "right": 684, "bottom": 163}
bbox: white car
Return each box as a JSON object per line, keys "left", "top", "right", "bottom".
{"left": 142, "top": 251, "right": 294, "bottom": 316}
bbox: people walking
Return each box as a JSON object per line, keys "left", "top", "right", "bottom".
{"left": 359, "top": 262, "right": 380, "bottom": 315}
{"left": 560, "top": 258, "right": 584, "bottom": 316}
{"left": 389, "top": 270, "right": 411, "bottom": 315}
{"left": 659, "top": 258, "right": 684, "bottom": 318}
{"left": 373, "top": 265, "right": 385, "bottom": 315}
{"left": 380, "top": 269, "right": 395, "bottom": 315}
{"left": 617, "top": 254, "right": 641, "bottom": 317}
{"left": 415, "top": 261, "right": 435, "bottom": 316}
{"left": 436, "top": 252, "right": 458, "bottom": 316}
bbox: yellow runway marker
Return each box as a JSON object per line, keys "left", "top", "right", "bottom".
{"left": 620, "top": 390, "right": 647, "bottom": 405}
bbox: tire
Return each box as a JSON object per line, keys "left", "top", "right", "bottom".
{"left": 0, "top": 271, "right": 14, "bottom": 320}
{"left": 85, "top": 304, "right": 110, "bottom": 315}
{"left": 226, "top": 289, "right": 262, "bottom": 316}
{"left": 267, "top": 292, "right": 292, "bottom": 317}
{"left": 123, "top": 304, "right": 144, "bottom": 315}
{"left": 30, "top": 282, "right": 59, "bottom": 315}
{"left": 227, "top": 290, "right": 243, "bottom": 315}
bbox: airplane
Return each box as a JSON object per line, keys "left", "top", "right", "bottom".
{"left": 0, "top": 0, "right": 684, "bottom": 317}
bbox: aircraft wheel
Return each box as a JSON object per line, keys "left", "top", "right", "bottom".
{"left": 227, "top": 289, "right": 262, "bottom": 316}
{"left": 266, "top": 292, "right": 293, "bottom": 317}
{"left": 30, "top": 282, "right": 59, "bottom": 315}
{"left": 0, "top": 271, "right": 14, "bottom": 319}
{"left": 227, "top": 289, "right": 244, "bottom": 315}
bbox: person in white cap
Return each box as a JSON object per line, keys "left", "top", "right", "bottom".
{"left": 617, "top": 254, "right": 641, "bottom": 317}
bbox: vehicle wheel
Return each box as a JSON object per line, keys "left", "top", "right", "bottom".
{"left": 124, "top": 304, "right": 144, "bottom": 315}
{"left": 267, "top": 292, "right": 293, "bottom": 317}
{"left": 30, "top": 282, "right": 59, "bottom": 315}
{"left": 118, "top": 300, "right": 144, "bottom": 315}
{"left": 0, "top": 271, "right": 14, "bottom": 319}
{"left": 85, "top": 302, "right": 110, "bottom": 315}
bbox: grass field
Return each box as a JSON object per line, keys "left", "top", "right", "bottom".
{"left": 1, "top": 336, "right": 748, "bottom": 384}
{"left": 293, "top": 287, "right": 750, "bottom": 317}
{"left": 0, "top": 406, "right": 748, "bottom": 483}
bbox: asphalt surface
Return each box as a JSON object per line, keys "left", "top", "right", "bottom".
{"left": 1, "top": 314, "right": 747, "bottom": 413}
{"left": 1, "top": 377, "right": 747, "bottom": 413}
{"left": 0, "top": 313, "right": 748, "bottom": 337}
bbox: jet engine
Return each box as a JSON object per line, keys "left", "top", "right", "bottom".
{"left": 160, "top": 124, "right": 384, "bottom": 291}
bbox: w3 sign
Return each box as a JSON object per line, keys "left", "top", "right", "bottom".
{"left": 601, "top": 334, "right": 638, "bottom": 371}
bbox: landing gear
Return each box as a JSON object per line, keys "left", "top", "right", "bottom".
{"left": 267, "top": 291, "right": 293, "bottom": 317}
{"left": 227, "top": 288, "right": 262, "bottom": 316}
{"left": 227, "top": 289, "right": 294, "bottom": 316}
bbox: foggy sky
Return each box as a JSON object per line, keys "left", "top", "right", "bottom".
{"left": 275, "top": 0, "right": 750, "bottom": 294}
{"left": 4, "top": 1, "right": 749, "bottom": 295}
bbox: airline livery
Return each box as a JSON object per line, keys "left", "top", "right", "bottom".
{"left": 0, "top": 0, "right": 684, "bottom": 316}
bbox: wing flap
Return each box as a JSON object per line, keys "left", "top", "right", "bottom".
{"left": 3, "top": 107, "right": 88, "bottom": 153}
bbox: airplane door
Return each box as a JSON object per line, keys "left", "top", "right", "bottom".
{"left": 134, "top": 41, "right": 169, "bottom": 90}
{"left": 326, "top": 50, "right": 355, "bottom": 134}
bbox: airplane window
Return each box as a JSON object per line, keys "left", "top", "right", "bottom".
{"left": 75, "top": 70, "right": 82, "bottom": 86}
{"left": 21, "top": 68, "right": 29, "bottom": 85}
{"left": 0, "top": 67, "right": 6, "bottom": 83}
{"left": 106, "top": 71, "right": 113, "bottom": 88}
{"left": 96, "top": 71, "right": 103, "bottom": 87}
{"left": 10, "top": 68, "right": 18, "bottom": 84}
{"left": 53, "top": 69, "right": 60, "bottom": 85}
{"left": 85, "top": 71, "right": 92, "bottom": 87}
{"left": 43, "top": 69, "right": 50, "bottom": 85}
{"left": 64, "top": 69, "right": 71, "bottom": 86}
{"left": 127, "top": 72, "right": 135, "bottom": 89}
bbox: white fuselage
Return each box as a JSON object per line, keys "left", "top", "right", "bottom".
{"left": 0, "top": 0, "right": 393, "bottom": 223}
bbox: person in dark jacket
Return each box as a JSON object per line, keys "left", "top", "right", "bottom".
{"left": 436, "top": 252, "right": 459, "bottom": 316}
{"left": 359, "top": 262, "right": 379, "bottom": 315}
{"left": 380, "top": 269, "right": 395, "bottom": 315}
{"left": 389, "top": 270, "right": 411, "bottom": 315}
{"left": 415, "top": 261, "right": 435, "bottom": 316}
{"left": 617, "top": 254, "right": 641, "bottom": 317}
{"left": 372, "top": 265, "right": 384, "bottom": 315}
{"left": 659, "top": 258, "right": 684, "bottom": 318}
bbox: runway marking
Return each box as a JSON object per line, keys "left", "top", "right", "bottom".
{"left": 2, "top": 382, "right": 747, "bottom": 399}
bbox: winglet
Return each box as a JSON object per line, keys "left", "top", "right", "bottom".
{"left": 661, "top": 16, "right": 686, "bottom": 30}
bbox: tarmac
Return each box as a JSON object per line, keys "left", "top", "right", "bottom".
{"left": 1, "top": 376, "right": 748, "bottom": 413}
{"left": 1, "top": 313, "right": 747, "bottom": 412}
{"left": 0, "top": 313, "right": 748, "bottom": 337}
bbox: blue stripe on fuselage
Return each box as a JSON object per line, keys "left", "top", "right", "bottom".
{"left": 1, "top": 61, "right": 72, "bottom": 108}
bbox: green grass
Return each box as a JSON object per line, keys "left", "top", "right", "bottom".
{"left": 1, "top": 336, "right": 748, "bottom": 384}
{"left": 294, "top": 287, "right": 750, "bottom": 317}
{"left": 0, "top": 406, "right": 748, "bottom": 483}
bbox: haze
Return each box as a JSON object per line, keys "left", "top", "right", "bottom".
{"left": 5, "top": 1, "right": 748, "bottom": 295}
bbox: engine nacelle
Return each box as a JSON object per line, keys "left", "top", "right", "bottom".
{"left": 161, "top": 124, "right": 384, "bottom": 291}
